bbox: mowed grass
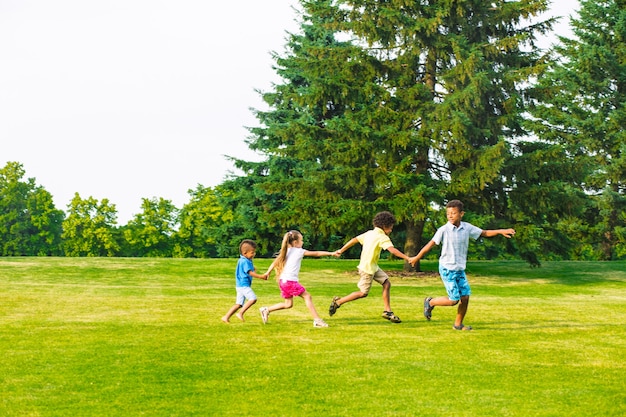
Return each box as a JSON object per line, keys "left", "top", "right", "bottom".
{"left": 0, "top": 257, "right": 625, "bottom": 416}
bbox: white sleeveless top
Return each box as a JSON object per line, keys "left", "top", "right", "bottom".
{"left": 279, "top": 247, "right": 306, "bottom": 282}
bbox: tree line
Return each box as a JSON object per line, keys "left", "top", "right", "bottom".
{"left": 2, "top": 0, "right": 625, "bottom": 265}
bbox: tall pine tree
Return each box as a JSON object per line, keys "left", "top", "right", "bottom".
{"left": 237, "top": 0, "right": 395, "bottom": 255}
{"left": 529, "top": 0, "right": 626, "bottom": 259}
{"left": 330, "top": 0, "right": 554, "bottom": 265}
{"left": 236, "top": 0, "right": 554, "bottom": 264}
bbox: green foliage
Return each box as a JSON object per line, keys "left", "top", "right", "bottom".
{"left": 245, "top": 4, "right": 388, "bottom": 241}
{"left": 173, "top": 185, "right": 230, "bottom": 258}
{"left": 210, "top": 176, "right": 283, "bottom": 257}
{"left": 527, "top": 0, "right": 626, "bottom": 260}
{"left": 62, "top": 193, "right": 120, "bottom": 257}
{"left": 500, "top": 140, "right": 589, "bottom": 261}
{"left": 236, "top": 0, "right": 556, "bottom": 267}
{"left": 123, "top": 197, "right": 178, "bottom": 257}
{"left": 0, "top": 162, "right": 64, "bottom": 255}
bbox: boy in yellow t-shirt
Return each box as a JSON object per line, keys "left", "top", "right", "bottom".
{"left": 330, "top": 211, "right": 412, "bottom": 323}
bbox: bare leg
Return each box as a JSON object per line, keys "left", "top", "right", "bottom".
{"left": 454, "top": 296, "right": 470, "bottom": 328}
{"left": 381, "top": 279, "right": 391, "bottom": 312}
{"left": 429, "top": 296, "right": 459, "bottom": 307}
{"left": 222, "top": 304, "right": 241, "bottom": 323}
{"left": 337, "top": 291, "right": 367, "bottom": 306}
{"left": 301, "top": 291, "right": 321, "bottom": 320}
{"left": 268, "top": 298, "right": 293, "bottom": 313}
{"left": 236, "top": 299, "right": 257, "bottom": 321}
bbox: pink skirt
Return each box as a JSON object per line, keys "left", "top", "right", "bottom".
{"left": 279, "top": 280, "right": 306, "bottom": 298}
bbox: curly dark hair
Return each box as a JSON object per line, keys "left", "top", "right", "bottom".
{"left": 372, "top": 211, "right": 396, "bottom": 229}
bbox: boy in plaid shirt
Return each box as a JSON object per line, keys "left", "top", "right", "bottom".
{"left": 410, "top": 200, "right": 515, "bottom": 330}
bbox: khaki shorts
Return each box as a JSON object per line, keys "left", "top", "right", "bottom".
{"left": 357, "top": 269, "right": 389, "bottom": 295}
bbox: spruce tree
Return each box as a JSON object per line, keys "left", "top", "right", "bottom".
{"left": 329, "top": 0, "right": 554, "bottom": 265}
{"left": 238, "top": 0, "right": 390, "bottom": 253}
{"left": 528, "top": 0, "right": 626, "bottom": 259}
{"left": 238, "top": 0, "right": 554, "bottom": 266}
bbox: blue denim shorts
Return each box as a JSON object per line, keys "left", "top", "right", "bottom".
{"left": 439, "top": 266, "right": 471, "bottom": 301}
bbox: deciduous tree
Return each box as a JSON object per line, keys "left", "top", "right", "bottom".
{"left": 123, "top": 197, "right": 178, "bottom": 257}
{"left": 0, "top": 162, "right": 64, "bottom": 256}
{"left": 62, "top": 193, "right": 120, "bottom": 256}
{"left": 174, "top": 185, "right": 229, "bottom": 258}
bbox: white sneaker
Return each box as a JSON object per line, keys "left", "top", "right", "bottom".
{"left": 313, "top": 319, "right": 329, "bottom": 328}
{"left": 259, "top": 307, "right": 269, "bottom": 324}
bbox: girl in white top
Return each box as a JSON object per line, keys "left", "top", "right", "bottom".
{"left": 260, "top": 230, "right": 338, "bottom": 327}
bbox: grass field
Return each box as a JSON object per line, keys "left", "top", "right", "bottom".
{"left": 0, "top": 257, "right": 625, "bottom": 416}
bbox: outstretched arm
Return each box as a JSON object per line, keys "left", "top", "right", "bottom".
{"left": 409, "top": 240, "right": 437, "bottom": 267}
{"left": 481, "top": 228, "right": 516, "bottom": 238}
{"left": 303, "top": 250, "right": 340, "bottom": 258}
{"left": 386, "top": 246, "right": 411, "bottom": 262}
{"left": 250, "top": 269, "right": 269, "bottom": 280}
{"left": 336, "top": 237, "right": 359, "bottom": 256}
{"left": 264, "top": 259, "right": 277, "bottom": 278}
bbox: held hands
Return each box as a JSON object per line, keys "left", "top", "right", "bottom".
{"left": 408, "top": 255, "right": 420, "bottom": 267}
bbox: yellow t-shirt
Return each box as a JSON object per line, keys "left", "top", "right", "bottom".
{"left": 356, "top": 227, "right": 394, "bottom": 275}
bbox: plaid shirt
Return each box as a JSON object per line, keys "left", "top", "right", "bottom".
{"left": 432, "top": 221, "right": 482, "bottom": 271}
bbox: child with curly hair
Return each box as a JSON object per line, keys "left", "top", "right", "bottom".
{"left": 330, "top": 211, "right": 412, "bottom": 323}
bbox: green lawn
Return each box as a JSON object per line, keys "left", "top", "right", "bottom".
{"left": 0, "top": 257, "right": 624, "bottom": 416}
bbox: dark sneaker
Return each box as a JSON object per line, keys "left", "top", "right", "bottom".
{"left": 382, "top": 311, "right": 402, "bottom": 323}
{"left": 423, "top": 297, "right": 434, "bottom": 320}
{"left": 329, "top": 296, "right": 340, "bottom": 316}
{"left": 453, "top": 324, "right": 473, "bottom": 331}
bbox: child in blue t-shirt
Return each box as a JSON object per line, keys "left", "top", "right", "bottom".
{"left": 222, "top": 239, "right": 268, "bottom": 323}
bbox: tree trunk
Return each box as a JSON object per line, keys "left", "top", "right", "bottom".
{"left": 403, "top": 218, "right": 425, "bottom": 272}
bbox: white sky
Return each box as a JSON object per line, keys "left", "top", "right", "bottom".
{"left": 1, "top": 0, "right": 577, "bottom": 224}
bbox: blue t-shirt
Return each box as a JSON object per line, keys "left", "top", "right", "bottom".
{"left": 235, "top": 255, "right": 254, "bottom": 288}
